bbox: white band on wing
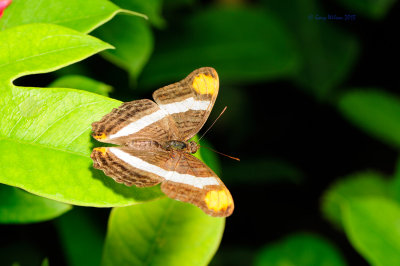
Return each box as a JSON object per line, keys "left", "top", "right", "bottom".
{"left": 110, "top": 148, "right": 219, "bottom": 188}
{"left": 108, "top": 109, "right": 167, "bottom": 139}
{"left": 159, "top": 97, "right": 210, "bottom": 114}
{"left": 108, "top": 97, "right": 209, "bottom": 140}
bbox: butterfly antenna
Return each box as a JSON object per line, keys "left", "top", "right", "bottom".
{"left": 198, "top": 106, "right": 227, "bottom": 142}
{"left": 199, "top": 145, "right": 240, "bottom": 161}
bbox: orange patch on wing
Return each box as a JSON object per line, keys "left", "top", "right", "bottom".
{"left": 93, "top": 133, "right": 107, "bottom": 140}
{"left": 94, "top": 147, "right": 107, "bottom": 155}
{"left": 204, "top": 189, "right": 233, "bottom": 212}
{"left": 192, "top": 74, "right": 217, "bottom": 95}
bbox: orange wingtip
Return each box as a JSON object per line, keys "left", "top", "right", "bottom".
{"left": 192, "top": 73, "right": 218, "bottom": 95}
{"left": 204, "top": 189, "right": 233, "bottom": 213}
{"left": 93, "top": 133, "right": 108, "bottom": 140}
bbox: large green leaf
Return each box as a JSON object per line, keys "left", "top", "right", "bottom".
{"left": 49, "top": 75, "right": 112, "bottom": 96}
{"left": 254, "top": 233, "right": 347, "bottom": 266}
{"left": 0, "top": 87, "right": 163, "bottom": 206}
{"left": 321, "top": 171, "right": 390, "bottom": 229}
{"left": 338, "top": 89, "right": 400, "bottom": 148}
{"left": 139, "top": 7, "right": 300, "bottom": 88}
{"left": 0, "top": 184, "right": 71, "bottom": 224}
{"left": 0, "top": 23, "right": 113, "bottom": 84}
{"left": 342, "top": 197, "right": 400, "bottom": 266}
{"left": 0, "top": 23, "right": 163, "bottom": 206}
{"left": 0, "top": 0, "right": 145, "bottom": 33}
{"left": 102, "top": 198, "right": 225, "bottom": 266}
{"left": 265, "top": 0, "right": 359, "bottom": 99}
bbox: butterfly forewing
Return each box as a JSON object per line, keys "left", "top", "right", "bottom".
{"left": 153, "top": 67, "right": 219, "bottom": 141}
{"left": 91, "top": 99, "right": 178, "bottom": 145}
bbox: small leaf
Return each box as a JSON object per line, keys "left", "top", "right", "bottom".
{"left": 112, "top": 0, "right": 165, "bottom": 28}
{"left": 342, "top": 197, "right": 400, "bottom": 266}
{"left": 0, "top": 184, "right": 71, "bottom": 224}
{"left": 102, "top": 198, "right": 225, "bottom": 266}
{"left": 321, "top": 171, "right": 390, "bottom": 229}
{"left": 49, "top": 75, "right": 112, "bottom": 96}
{"left": 0, "top": 23, "right": 113, "bottom": 85}
{"left": 55, "top": 208, "right": 104, "bottom": 266}
{"left": 255, "top": 232, "right": 347, "bottom": 266}
{"left": 41, "top": 258, "right": 49, "bottom": 266}
{"left": 94, "top": 14, "right": 153, "bottom": 81}
{"left": 139, "top": 7, "right": 300, "bottom": 88}
{"left": 0, "top": 0, "right": 144, "bottom": 33}
{"left": 335, "top": 0, "right": 396, "bottom": 19}
{"left": 338, "top": 89, "right": 400, "bottom": 148}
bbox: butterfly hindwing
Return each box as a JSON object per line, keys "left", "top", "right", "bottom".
{"left": 153, "top": 67, "right": 219, "bottom": 141}
{"left": 160, "top": 153, "right": 234, "bottom": 217}
{"left": 91, "top": 146, "right": 166, "bottom": 187}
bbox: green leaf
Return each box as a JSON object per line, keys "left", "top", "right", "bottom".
{"left": 255, "top": 233, "right": 347, "bottom": 266}
{"left": 0, "top": 23, "right": 163, "bottom": 206}
{"left": 41, "top": 258, "right": 49, "bottom": 266}
{"left": 139, "top": 7, "right": 300, "bottom": 88}
{"left": 0, "top": 23, "right": 114, "bottom": 84}
{"left": 0, "top": 87, "right": 163, "bottom": 206}
{"left": 0, "top": 0, "right": 145, "bottom": 33}
{"left": 335, "top": 0, "right": 396, "bottom": 19}
{"left": 338, "top": 89, "right": 400, "bottom": 148}
{"left": 321, "top": 171, "right": 390, "bottom": 229}
{"left": 265, "top": 0, "right": 359, "bottom": 99}
{"left": 49, "top": 75, "right": 112, "bottom": 96}
{"left": 342, "top": 197, "right": 400, "bottom": 266}
{"left": 0, "top": 184, "right": 72, "bottom": 224}
{"left": 55, "top": 208, "right": 104, "bottom": 266}
{"left": 112, "top": 0, "right": 165, "bottom": 28}
{"left": 94, "top": 14, "right": 153, "bottom": 81}
{"left": 102, "top": 198, "right": 225, "bottom": 266}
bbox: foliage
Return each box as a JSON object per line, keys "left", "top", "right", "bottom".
{"left": 0, "top": 0, "right": 397, "bottom": 265}
{"left": 254, "top": 233, "right": 347, "bottom": 266}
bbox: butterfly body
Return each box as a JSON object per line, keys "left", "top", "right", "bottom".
{"left": 91, "top": 67, "right": 234, "bottom": 217}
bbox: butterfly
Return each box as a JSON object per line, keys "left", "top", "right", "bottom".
{"left": 90, "top": 67, "right": 234, "bottom": 217}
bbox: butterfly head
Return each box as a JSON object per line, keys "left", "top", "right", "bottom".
{"left": 187, "top": 141, "right": 199, "bottom": 154}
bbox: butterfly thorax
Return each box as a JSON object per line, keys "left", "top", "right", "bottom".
{"left": 163, "top": 140, "right": 198, "bottom": 154}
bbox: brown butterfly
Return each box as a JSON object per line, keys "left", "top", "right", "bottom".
{"left": 90, "top": 67, "right": 234, "bottom": 217}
